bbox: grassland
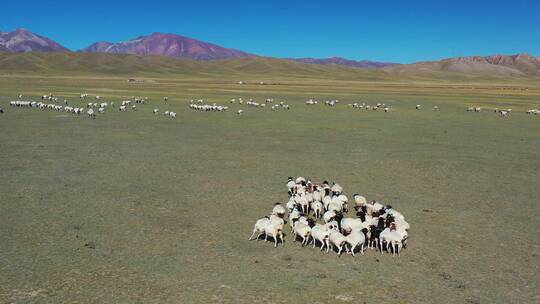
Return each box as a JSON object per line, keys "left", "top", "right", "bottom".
{"left": 0, "top": 67, "right": 539, "bottom": 303}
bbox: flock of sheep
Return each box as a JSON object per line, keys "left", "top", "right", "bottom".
{"left": 4, "top": 93, "right": 538, "bottom": 121}
{"left": 249, "top": 177, "right": 410, "bottom": 257}
{"left": 230, "top": 97, "right": 290, "bottom": 112}
{"left": 6, "top": 94, "right": 180, "bottom": 119}
{"left": 467, "top": 106, "right": 515, "bottom": 118}
{"left": 189, "top": 99, "right": 229, "bottom": 112}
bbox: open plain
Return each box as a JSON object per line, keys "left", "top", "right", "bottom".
{"left": 1, "top": 60, "right": 540, "bottom": 303}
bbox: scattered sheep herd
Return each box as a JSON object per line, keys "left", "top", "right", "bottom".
{"left": 230, "top": 97, "right": 290, "bottom": 111}
{"left": 249, "top": 177, "right": 409, "bottom": 257}
{"left": 2, "top": 93, "right": 539, "bottom": 120}
{"left": 467, "top": 106, "right": 515, "bottom": 118}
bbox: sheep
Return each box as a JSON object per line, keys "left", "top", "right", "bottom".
{"left": 328, "top": 230, "right": 347, "bottom": 255}
{"left": 87, "top": 108, "right": 96, "bottom": 119}
{"left": 312, "top": 188, "right": 323, "bottom": 202}
{"left": 379, "top": 227, "right": 405, "bottom": 256}
{"left": 335, "top": 193, "right": 349, "bottom": 211}
{"left": 288, "top": 208, "right": 302, "bottom": 231}
{"left": 250, "top": 216, "right": 285, "bottom": 248}
{"left": 322, "top": 194, "right": 332, "bottom": 210}
{"left": 331, "top": 183, "right": 343, "bottom": 194}
{"left": 311, "top": 201, "right": 324, "bottom": 218}
{"left": 416, "top": 105, "right": 421, "bottom": 110}
{"left": 286, "top": 196, "right": 296, "bottom": 212}
{"left": 269, "top": 214, "right": 285, "bottom": 230}
{"left": 323, "top": 210, "right": 337, "bottom": 223}
{"left": 132, "top": 105, "right": 137, "bottom": 111}
{"left": 353, "top": 194, "right": 367, "bottom": 207}
{"left": 0, "top": 108, "right": 3, "bottom": 113}
{"left": 119, "top": 105, "right": 126, "bottom": 111}
{"left": 292, "top": 218, "right": 314, "bottom": 246}
{"left": 294, "top": 193, "right": 310, "bottom": 214}
{"left": 272, "top": 203, "right": 286, "bottom": 218}
{"left": 392, "top": 216, "right": 410, "bottom": 231}
{"left": 153, "top": 109, "right": 159, "bottom": 114}
{"left": 169, "top": 112, "right": 177, "bottom": 118}
{"left": 310, "top": 223, "right": 331, "bottom": 251}
{"left": 265, "top": 223, "right": 284, "bottom": 248}
{"left": 365, "top": 201, "right": 385, "bottom": 215}
{"left": 295, "top": 176, "right": 306, "bottom": 184}
{"left": 98, "top": 107, "right": 105, "bottom": 114}
{"left": 286, "top": 177, "right": 296, "bottom": 196}
{"left": 163, "top": 97, "right": 169, "bottom": 101}
{"left": 340, "top": 217, "right": 366, "bottom": 234}
{"left": 249, "top": 216, "right": 270, "bottom": 240}
{"left": 386, "top": 207, "right": 406, "bottom": 221}
{"left": 345, "top": 229, "right": 366, "bottom": 256}
{"left": 327, "top": 200, "right": 344, "bottom": 213}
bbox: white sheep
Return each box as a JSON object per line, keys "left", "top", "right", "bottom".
{"left": 264, "top": 221, "right": 285, "bottom": 248}
{"left": 294, "top": 194, "right": 309, "bottom": 214}
{"left": 87, "top": 108, "right": 96, "bottom": 119}
{"left": 311, "top": 201, "right": 324, "bottom": 218}
{"left": 340, "top": 217, "right": 365, "bottom": 234}
{"left": 328, "top": 230, "right": 347, "bottom": 255}
{"left": 286, "top": 196, "right": 296, "bottom": 212}
{"left": 345, "top": 230, "right": 366, "bottom": 256}
{"left": 272, "top": 203, "right": 286, "bottom": 218}
{"left": 310, "top": 223, "right": 330, "bottom": 251}
{"left": 322, "top": 195, "right": 332, "bottom": 210}
{"left": 327, "top": 200, "right": 344, "bottom": 213}
{"left": 288, "top": 208, "right": 302, "bottom": 231}
{"left": 353, "top": 194, "right": 367, "bottom": 207}
{"left": 153, "top": 109, "right": 159, "bottom": 114}
{"left": 323, "top": 210, "right": 337, "bottom": 223}
{"left": 312, "top": 189, "right": 322, "bottom": 202}
{"left": 249, "top": 217, "right": 270, "bottom": 241}
{"left": 331, "top": 183, "right": 343, "bottom": 194}
{"left": 292, "top": 218, "right": 313, "bottom": 246}
{"left": 380, "top": 227, "right": 406, "bottom": 256}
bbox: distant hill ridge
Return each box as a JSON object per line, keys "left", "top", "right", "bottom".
{"left": 386, "top": 53, "right": 540, "bottom": 76}
{"left": 0, "top": 28, "right": 539, "bottom": 76}
{"left": 289, "top": 56, "right": 399, "bottom": 69}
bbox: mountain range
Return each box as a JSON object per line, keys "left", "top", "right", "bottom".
{"left": 0, "top": 28, "right": 539, "bottom": 77}
{"left": 82, "top": 32, "right": 251, "bottom": 60}
{"left": 0, "top": 28, "right": 69, "bottom": 53}
{"left": 289, "top": 56, "right": 398, "bottom": 68}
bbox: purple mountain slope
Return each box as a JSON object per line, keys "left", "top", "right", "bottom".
{"left": 82, "top": 32, "right": 253, "bottom": 60}
{"left": 0, "top": 28, "right": 69, "bottom": 52}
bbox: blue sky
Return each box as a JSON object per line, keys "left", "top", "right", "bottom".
{"left": 2, "top": 0, "right": 539, "bottom": 63}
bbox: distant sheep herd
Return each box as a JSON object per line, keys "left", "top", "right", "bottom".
{"left": 2, "top": 93, "right": 539, "bottom": 120}
{"left": 249, "top": 177, "right": 409, "bottom": 257}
